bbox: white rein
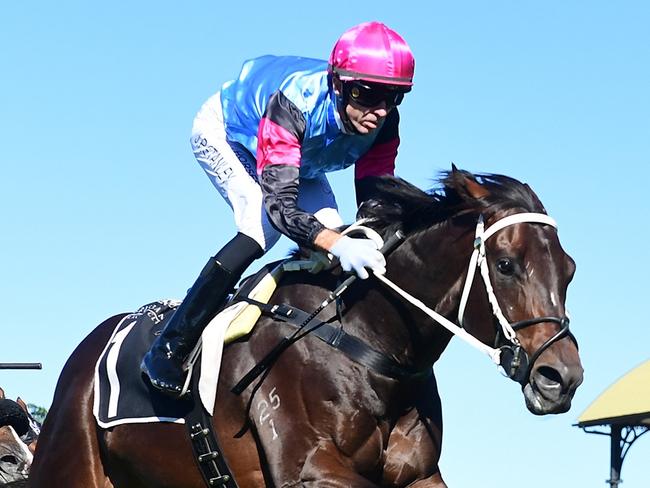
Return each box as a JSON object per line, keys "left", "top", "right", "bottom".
{"left": 349, "top": 213, "right": 558, "bottom": 367}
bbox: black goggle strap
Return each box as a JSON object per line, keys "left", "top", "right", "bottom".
{"left": 332, "top": 85, "right": 357, "bottom": 134}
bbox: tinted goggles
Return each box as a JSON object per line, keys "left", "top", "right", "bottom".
{"left": 343, "top": 80, "right": 409, "bottom": 108}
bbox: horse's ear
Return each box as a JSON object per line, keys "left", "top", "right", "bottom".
{"left": 0, "top": 387, "right": 4, "bottom": 400}
{"left": 450, "top": 165, "right": 490, "bottom": 200}
{"left": 16, "top": 397, "right": 27, "bottom": 413}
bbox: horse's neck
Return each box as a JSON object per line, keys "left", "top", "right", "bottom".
{"left": 345, "top": 226, "right": 473, "bottom": 369}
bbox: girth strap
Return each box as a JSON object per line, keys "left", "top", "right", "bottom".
{"left": 185, "top": 360, "right": 239, "bottom": 488}
{"left": 231, "top": 297, "right": 429, "bottom": 396}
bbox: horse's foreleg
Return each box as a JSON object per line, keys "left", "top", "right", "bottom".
{"left": 383, "top": 374, "right": 444, "bottom": 487}
{"left": 407, "top": 473, "right": 447, "bottom": 487}
{"left": 269, "top": 435, "right": 383, "bottom": 488}
{"left": 297, "top": 447, "right": 383, "bottom": 488}
{"left": 296, "top": 480, "right": 378, "bottom": 488}
{"left": 382, "top": 407, "right": 443, "bottom": 487}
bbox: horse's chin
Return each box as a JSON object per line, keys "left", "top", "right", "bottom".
{"left": 522, "top": 382, "right": 572, "bottom": 415}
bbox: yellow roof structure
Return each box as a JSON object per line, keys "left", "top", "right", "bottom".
{"left": 578, "top": 359, "right": 650, "bottom": 427}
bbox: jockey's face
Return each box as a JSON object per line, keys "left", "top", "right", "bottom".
{"left": 344, "top": 99, "right": 390, "bottom": 135}
{"left": 333, "top": 77, "right": 392, "bottom": 135}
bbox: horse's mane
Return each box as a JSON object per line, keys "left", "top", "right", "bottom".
{"left": 358, "top": 169, "right": 547, "bottom": 235}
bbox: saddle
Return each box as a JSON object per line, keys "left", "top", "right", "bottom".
{"left": 92, "top": 253, "right": 331, "bottom": 488}
{"left": 93, "top": 253, "right": 329, "bottom": 428}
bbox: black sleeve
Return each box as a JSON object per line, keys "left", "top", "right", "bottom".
{"left": 260, "top": 164, "right": 325, "bottom": 248}
{"left": 263, "top": 90, "right": 306, "bottom": 140}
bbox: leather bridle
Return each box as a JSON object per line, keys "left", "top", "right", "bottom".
{"left": 498, "top": 315, "right": 576, "bottom": 385}
{"left": 374, "top": 212, "right": 577, "bottom": 385}
{"left": 455, "top": 212, "right": 576, "bottom": 384}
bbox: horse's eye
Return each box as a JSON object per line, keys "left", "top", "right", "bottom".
{"left": 496, "top": 258, "right": 515, "bottom": 276}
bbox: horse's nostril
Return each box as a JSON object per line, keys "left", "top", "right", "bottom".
{"left": 1, "top": 455, "right": 18, "bottom": 464}
{"left": 535, "top": 366, "right": 563, "bottom": 389}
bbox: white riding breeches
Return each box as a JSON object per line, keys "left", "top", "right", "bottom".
{"left": 190, "top": 92, "right": 343, "bottom": 252}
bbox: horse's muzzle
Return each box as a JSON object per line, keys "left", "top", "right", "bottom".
{"left": 523, "top": 356, "right": 584, "bottom": 414}
{"left": 500, "top": 316, "right": 583, "bottom": 414}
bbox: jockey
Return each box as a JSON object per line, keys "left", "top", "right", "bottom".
{"left": 141, "top": 21, "right": 415, "bottom": 396}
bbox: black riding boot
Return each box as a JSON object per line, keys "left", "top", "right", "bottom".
{"left": 141, "top": 233, "right": 263, "bottom": 397}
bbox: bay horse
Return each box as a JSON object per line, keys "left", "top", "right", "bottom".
{"left": 0, "top": 425, "right": 31, "bottom": 485}
{"left": 30, "top": 168, "right": 583, "bottom": 487}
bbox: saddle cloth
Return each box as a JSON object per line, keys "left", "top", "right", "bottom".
{"left": 93, "top": 263, "right": 284, "bottom": 428}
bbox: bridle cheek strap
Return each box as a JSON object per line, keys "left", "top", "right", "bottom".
{"left": 374, "top": 212, "right": 560, "bottom": 373}
{"left": 456, "top": 212, "right": 558, "bottom": 344}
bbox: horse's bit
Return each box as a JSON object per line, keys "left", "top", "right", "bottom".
{"left": 373, "top": 212, "right": 575, "bottom": 385}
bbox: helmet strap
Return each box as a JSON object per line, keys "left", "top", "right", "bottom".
{"left": 331, "top": 75, "right": 361, "bottom": 135}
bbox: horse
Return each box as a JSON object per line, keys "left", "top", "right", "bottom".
{"left": 0, "top": 390, "right": 41, "bottom": 456}
{"left": 0, "top": 425, "right": 31, "bottom": 486}
{"left": 30, "top": 168, "right": 583, "bottom": 487}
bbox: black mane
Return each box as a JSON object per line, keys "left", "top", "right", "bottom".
{"left": 358, "top": 170, "right": 546, "bottom": 235}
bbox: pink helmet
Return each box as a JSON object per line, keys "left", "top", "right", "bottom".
{"left": 328, "top": 21, "right": 415, "bottom": 87}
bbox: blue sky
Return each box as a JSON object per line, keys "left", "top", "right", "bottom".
{"left": 1, "top": 1, "right": 649, "bottom": 486}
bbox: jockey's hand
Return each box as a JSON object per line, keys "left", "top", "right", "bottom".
{"left": 329, "top": 235, "right": 386, "bottom": 279}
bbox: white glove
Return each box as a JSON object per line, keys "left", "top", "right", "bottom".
{"left": 329, "top": 236, "right": 386, "bottom": 279}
